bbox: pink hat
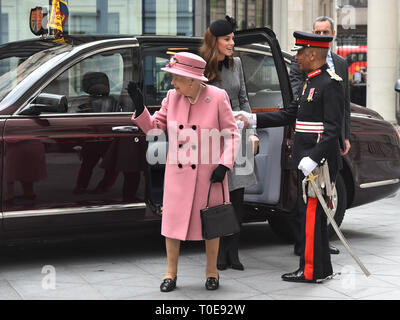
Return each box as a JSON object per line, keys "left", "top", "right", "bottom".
{"left": 161, "top": 52, "right": 208, "bottom": 82}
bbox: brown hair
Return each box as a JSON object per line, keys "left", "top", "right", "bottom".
{"left": 199, "top": 28, "right": 234, "bottom": 84}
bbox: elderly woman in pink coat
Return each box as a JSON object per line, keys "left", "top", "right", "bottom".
{"left": 128, "top": 52, "right": 240, "bottom": 292}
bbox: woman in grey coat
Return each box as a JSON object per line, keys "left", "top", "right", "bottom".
{"left": 200, "top": 16, "right": 258, "bottom": 271}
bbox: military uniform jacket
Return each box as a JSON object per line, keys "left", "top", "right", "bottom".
{"left": 256, "top": 64, "right": 344, "bottom": 176}
{"left": 290, "top": 53, "right": 350, "bottom": 149}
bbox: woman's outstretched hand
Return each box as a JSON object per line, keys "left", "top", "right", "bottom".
{"left": 127, "top": 81, "right": 145, "bottom": 116}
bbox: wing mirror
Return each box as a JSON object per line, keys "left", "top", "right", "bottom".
{"left": 395, "top": 79, "right": 400, "bottom": 92}
{"left": 19, "top": 93, "right": 68, "bottom": 115}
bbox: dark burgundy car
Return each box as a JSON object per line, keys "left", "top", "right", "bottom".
{"left": 0, "top": 28, "right": 399, "bottom": 242}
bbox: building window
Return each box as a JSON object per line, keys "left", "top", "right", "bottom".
{"left": 1, "top": 0, "right": 200, "bottom": 44}
{"left": 206, "top": 0, "right": 272, "bottom": 30}
{"left": 0, "top": 13, "right": 8, "bottom": 44}
{"left": 143, "top": 0, "right": 156, "bottom": 34}
{"left": 338, "top": 0, "right": 368, "bottom": 8}
{"left": 67, "top": 0, "right": 141, "bottom": 35}
{"left": 143, "top": 0, "right": 193, "bottom": 36}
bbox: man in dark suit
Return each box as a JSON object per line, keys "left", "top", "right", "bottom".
{"left": 290, "top": 16, "right": 350, "bottom": 256}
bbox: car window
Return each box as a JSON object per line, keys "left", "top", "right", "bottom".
{"left": 141, "top": 45, "right": 198, "bottom": 111}
{"left": 236, "top": 46, "right": 284, "bottom": 111}
{"left": 0, "top": 45, "right": 71, "bottom": 103}
{"left": 143, "top": 54, "right": 173, "bottom": 107}
{"left": 41, "top": 48, "right": 133, "bottom": 114}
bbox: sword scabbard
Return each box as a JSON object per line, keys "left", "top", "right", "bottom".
{"left": 309, "top": 179, "right": 371, "bottom": 277}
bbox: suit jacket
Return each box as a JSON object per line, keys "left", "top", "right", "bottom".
{"left": 290, "top": 52, "right": 350, "bottom": 148}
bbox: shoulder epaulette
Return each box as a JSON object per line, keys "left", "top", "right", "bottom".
{"left": 326, "top": 69, "right": 343, "bottom": 82}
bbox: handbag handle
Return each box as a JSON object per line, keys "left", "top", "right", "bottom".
{"left": 205, "top": 182, "right": 227, "bottom": 209}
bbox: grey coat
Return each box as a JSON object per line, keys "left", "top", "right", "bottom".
{"left": 212, "top": 57, "right": 258, "bottom": 191}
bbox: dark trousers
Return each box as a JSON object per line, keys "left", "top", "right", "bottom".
{"left": 296, "top": 171, "right": 333, "bottom": 281}
{"left": 230, "top": 188, "right": 245, "bottom": 224}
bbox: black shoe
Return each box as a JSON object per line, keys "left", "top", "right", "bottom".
{"left": 205, "top": 276, "right": 219, "bottom": 290}
{"left": 281, "top": 269, "right": 318, "bottom": 283}
{"left": 230, "top": 261, "right": 244, "bottom": 271}
{"left": 217, "top": 263, "right": 228, "bottom": 271}
{"left": 329, "top": 245, "right": 340, "bottom": 255}
{"left": 228, "top": 248, "right": 244, "bottom": 271}
{"left": 160, "top": 277, "right": 177, "bottom": 292}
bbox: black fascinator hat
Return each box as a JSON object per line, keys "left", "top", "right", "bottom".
{"left": 209, "top": 15, "right": 237, "bottom": 37}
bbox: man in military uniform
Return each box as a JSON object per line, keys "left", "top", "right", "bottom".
{"left": 236, "top": 31, "right": 344, "bottom": 283}
{"left": 290, "top": 17, "right": 350, "bottom": 257}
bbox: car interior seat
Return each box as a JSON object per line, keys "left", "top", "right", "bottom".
{"left": 80, "top": 72, "right": 119, "bottom": 113}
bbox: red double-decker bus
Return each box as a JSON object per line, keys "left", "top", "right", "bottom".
{"left": 336, "top": 45, "right": 367, "bottom": 78}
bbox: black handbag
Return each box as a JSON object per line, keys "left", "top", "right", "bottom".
{"left": 200, "top": 182, "right": 240, "bottom": 240}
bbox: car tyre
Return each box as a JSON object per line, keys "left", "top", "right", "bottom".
{"left": 327, "top": 173, "right": 347, "bottom": 238}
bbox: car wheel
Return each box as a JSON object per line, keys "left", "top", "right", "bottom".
{"left": 327, "top": 173, "right": 347, "bottom": 238}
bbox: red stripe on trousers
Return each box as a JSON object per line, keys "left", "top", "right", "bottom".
{"left": 304, "top": 197, "right": 318, "bottom": 280}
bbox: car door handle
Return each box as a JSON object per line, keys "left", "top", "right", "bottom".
{"left": 112, "top": 126, "right": 139, "bottom": 133}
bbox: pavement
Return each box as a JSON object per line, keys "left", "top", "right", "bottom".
{"left": 0, "top": 191, "right": 399, "bottom": 301}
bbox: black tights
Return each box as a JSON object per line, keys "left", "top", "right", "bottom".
{"left": 217, "top": 188, "right": 244, "bottom": 266}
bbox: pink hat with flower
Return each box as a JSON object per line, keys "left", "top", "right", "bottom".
{"left": 161, "top": 52, "right": 208, "bottom": 82}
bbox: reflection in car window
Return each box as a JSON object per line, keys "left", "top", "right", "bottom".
{"left": 141, "top": 45, "right": 197, "bottom": 109}
{"left": 41, "top": 49, "right": 133, "bottom": 114}
{"left": 141, "top": 44, "right": 284, "bottom": 112}
{"left": 236, "top": 46, "right": 284, "bottom": 111}
{"left": 0, "top": 45, "right": 72, "bottom": 102}
{"left": 143, "top": 55, "right": 172, "bottom": 106}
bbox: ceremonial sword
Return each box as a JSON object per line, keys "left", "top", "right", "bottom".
{"left": 305, "top": 173, "right": 371, "bottom": 277}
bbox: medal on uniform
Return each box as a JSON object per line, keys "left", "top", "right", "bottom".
{"left": 302, "top": 82, "right": 308, "bottom": 95}
{"left": 307, "top": 88, "right": 315, "bottom": 102}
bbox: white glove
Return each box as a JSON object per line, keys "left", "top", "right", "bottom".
{"left": 236, "top": 120, "right": 245, "bottom": 130}
{"left": 232, "top": 111, "right": 257, "bottom": 129}
{"left": 298, "top": 157, "right": 318, "bottom": 177}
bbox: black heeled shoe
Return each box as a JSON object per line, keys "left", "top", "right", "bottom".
{"left": 160, "top": 277, "right": 177, "bottom": 292}
{"left": 205, "top": 275, "right": 219, "bottom": 290}
{"left": 230, "top": 260, "right": 244, "bottom": 271}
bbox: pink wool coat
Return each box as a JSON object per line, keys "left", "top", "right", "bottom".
{"left": 132, "top": 85, "right": 240, "bottom": 241}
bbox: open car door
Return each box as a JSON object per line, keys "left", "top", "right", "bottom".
{"left": 233, "top": 28, "right": 296, "bottom": 212}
